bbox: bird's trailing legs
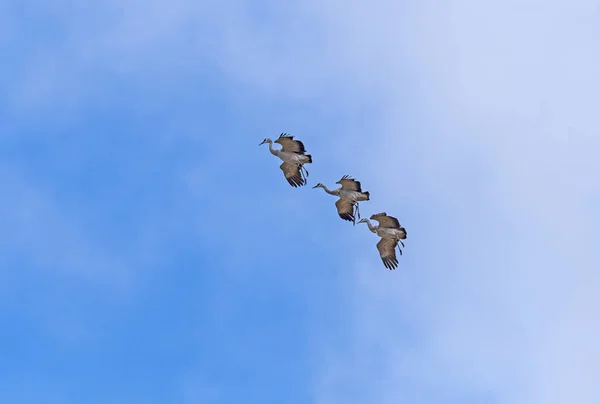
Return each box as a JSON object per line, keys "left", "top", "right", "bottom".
{"left": 353, "top": 202, "right": 361, "bottom": 225}
{"left": 397, "top": 239, "right": 405, "bottom": 256}
{"left": 298, "top": 163, "right": 309, "bottom": 184}
{"left": 301, "top": 165, "right": 309, "bottom": 178}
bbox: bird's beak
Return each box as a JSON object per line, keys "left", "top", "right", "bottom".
{"left": 259, "top": 141, "right": 264, "bottom": 145}
{"left": 312, "top": 184, "right": 319, "bottom": 188}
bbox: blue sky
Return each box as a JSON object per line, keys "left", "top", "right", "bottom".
{"left": 1, "top": 1, "right": 599, "bottom": 403}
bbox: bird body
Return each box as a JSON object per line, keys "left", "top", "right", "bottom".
{"left": 358, "top": 212, "right": 407, "bottom": 270}
{"left": 377, "top": 226, "right": 407, "bottom": 240}
{"left": 259, "top": 138, "right": 312, "bottom": 164}
{"left": 361, "top": 218, "right": 399, "bottom": 239}
{"left": 260, "top": 133, "right": 312, "bottom": 187}
{"left": 267, "top": 143, "right": 312, "bottom": 164}
{"left": 313, "top": 175, "right": 370, "bottom": 224}
{"left": 339, "top": 189, "right": 369, "bottom": 202}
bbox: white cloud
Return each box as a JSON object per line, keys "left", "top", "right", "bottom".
{"left": 291, "top": 1, "right": 600, "bottom": 404}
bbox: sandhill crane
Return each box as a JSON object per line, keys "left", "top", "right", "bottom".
{"left": 358, "top": 212, "right": 407, "bottom": 270}
{"left": 259, "top": 133, "right": 312, "bottom": 187}
{"left": 312, "top": 175, "right": 370, "bottom": 224}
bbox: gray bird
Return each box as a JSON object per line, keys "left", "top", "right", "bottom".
{"left": 259, "top": 133, "right": 312, "bottom": 187}
{"left": 312, "top": 175, "right": 370, "bottom": 224}
{"left": 358, "top": 212, "right": 407, "bottom": 270}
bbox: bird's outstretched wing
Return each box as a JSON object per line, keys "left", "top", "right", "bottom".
{"left": 275, "top": 133, "right": 307, "bottom": 154}
{"left": 376, "top": 238, "right": 399, "bottom": 270}
{"left": 370, "top": 212, "right": 401, "bottom": 229}
{"left": 337, "top": 175, "right": 362, "bottom": 192}
{"left": 335, "top": 198, "right": 355, "bottom": 223}
{"left": 279, "top": 162, "right": 306, "bottom": 187}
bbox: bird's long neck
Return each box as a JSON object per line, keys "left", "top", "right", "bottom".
{"left": 268, "top": 142, "right": 278, "bottom": 156}
{"left": 321, "top": 185, "right": 338, "bottom": 195}
{"left": 364, "top": 219, "right": 377, "bottom": 233}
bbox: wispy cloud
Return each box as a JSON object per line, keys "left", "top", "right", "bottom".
{"left": 1, "top": 0, "right": 598, "bottom": 403}
{"left": 287, "top": 1, "right": 600, "bottom": 403}
{"left": 0, "top": 164, "right": 131, "bottom": 288}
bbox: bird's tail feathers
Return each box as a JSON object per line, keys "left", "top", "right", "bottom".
{"left": 306, "top": 154, "right": 312, "bottom": 163}
{"left": 363, "top": 191, "right": 370, "bottom": 200}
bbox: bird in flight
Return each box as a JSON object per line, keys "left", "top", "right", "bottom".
{"left": 312, "top": 175, "right": 370, "bottom": 224}
{"left": 259, "top": 133, "right": 312, "bottom": 187}
{"left": 358, "top": 212, "right": 407, "bottom": 270}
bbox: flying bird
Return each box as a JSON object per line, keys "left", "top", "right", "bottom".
{"left": 312, "top": 175, "right": 370, "bottom": 224}
{"left": 358, "top": 212, "right": 407, "bottom": 270}
{"left": 259, "top": 133, "right": 312, "bottom": 187}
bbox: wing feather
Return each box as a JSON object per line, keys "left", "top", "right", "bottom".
{"left": 370, "top": 212, "right": 401, "bottom": 229}
{"left": 279, "top": 162, "right": 306, "bottom": 187}
{"left": 337, "top": 175, "right": 362, "bottom": 192}
{"left": 335, "top": 198, "right": 355, "bottom": 223}
{"left": 376, "top": 238, "right": 399, "bottom": 270}
{"left": 275, "top": 133, "right": 306, "bottom": 154}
